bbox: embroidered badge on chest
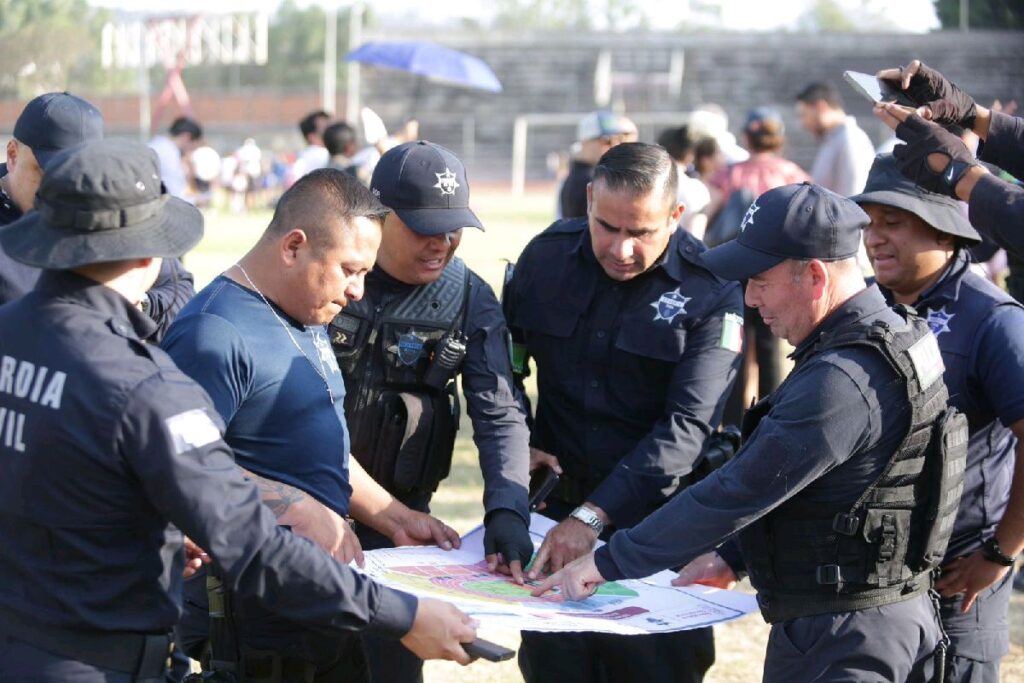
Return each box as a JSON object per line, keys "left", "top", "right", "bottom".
{"left": 396, "top": 332, "right": 426, "bottom": 365}
{"left": 926, "top": 306, "right": 955, "bottom": 337}
{"left": 651, "top": 287, "right": 691, "bottom": 323}
{"left": 312, "top": 329, "right": 341, "bottom": 374}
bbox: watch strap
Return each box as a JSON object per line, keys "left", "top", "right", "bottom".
{"left": 569, "top": 506, "right": 604, "bottom": 535}
{"left": 981, "top": 537, "right": 1016, "bottom": 567}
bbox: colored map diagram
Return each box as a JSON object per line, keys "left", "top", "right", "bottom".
{"left": 358, "top": 514, "right": 758, "bottom": 634}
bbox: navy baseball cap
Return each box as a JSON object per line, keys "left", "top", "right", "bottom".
{"left": 370, "top": 140, "right": 483, "bottom": 236}
{"left": 13, "top": 92, "right": 104, "bottom": 168}
{"left": 701, "top": 182, "right": 869, "bottom": 281}
{"left": 851, "top": 154, "right": 980, "bottom": 245}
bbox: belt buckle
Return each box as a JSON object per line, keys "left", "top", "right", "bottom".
{"left": 816, "top": 564, "right": 842, "bottom": 585}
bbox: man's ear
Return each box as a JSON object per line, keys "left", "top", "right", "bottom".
{"left": 808, "top": 259, "right": 829, "bottom": 299}
{"left": 7, "top": 139, "right": 18, "bottom": 168}
{"left": 281, "top": 229, "right": 310, "bottom": 264}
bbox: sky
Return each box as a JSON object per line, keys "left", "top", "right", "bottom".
{"left": 92, "top": 0, "right": 941, "bottom": 33}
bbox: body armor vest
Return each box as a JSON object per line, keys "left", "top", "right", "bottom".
{"left": 738, "top": 306, "right": 968, "bottom": 623}
{"left": 329, "top": 258, "right": 470, "bottom": 497}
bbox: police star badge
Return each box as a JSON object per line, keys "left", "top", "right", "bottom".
{"left": 396, "top": 332, "right": 426, "bottom": 365}
{"left": 739, "top": 199, "right": 760, "bottom": 232}
{"left": 651, "top": 288, "right": 691, "bottom": 323}
{"left": 434, "top": 167, "right": 460, "bottom": 196}
{"left": 926, "top": 306, "right": 955, "bottom": 337}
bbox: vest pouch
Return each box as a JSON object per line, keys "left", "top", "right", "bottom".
{"left": 391, "top": 389, "right": 457, "bottom": 494}
{"left": 351, "top": 392, "right": 408, "bottom": 492}
{"left": 861, "top": 508, "right": 913, "bottom": 587}
{"left": 908, "top": 408, "right": 968, "bottom": 572}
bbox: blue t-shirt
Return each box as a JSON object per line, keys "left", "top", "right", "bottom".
{"left": 163, "top": 276, "right": 352, "bottom": 514}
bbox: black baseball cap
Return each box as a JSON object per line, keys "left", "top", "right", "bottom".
{"left": 851, "top": 154, "right": 980, "bottom": 245}
{"left": 12, "top": 92, "right": 104, "bottom": 168}
{"left": 701, "top": 182, "right": 869, "bottom": 281}
{"left": 371, "top": 141, "right": 483, "bottom": 236}
{"left": 0, "top": 138, "right": 203, "bottom": 269}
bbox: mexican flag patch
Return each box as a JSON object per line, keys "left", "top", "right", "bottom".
{"left": 719, "top": 312, "right": 743, "bottom": 353}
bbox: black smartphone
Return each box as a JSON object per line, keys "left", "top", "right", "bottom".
{"left": 528, "top": 466, "right": 560, "bottom": 512}
{"left": 843, "top": 70, "right": 916, "bottom": 107}
{"left": 464, "top": 638, "right": 516, "bottom": 662}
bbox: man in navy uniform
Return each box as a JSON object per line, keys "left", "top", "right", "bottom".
{"left": 505, "top": 142, "right": 744, "bottom": 682}
{"left": 0, "top": 139, "right": 477, "bottom": 682}
{"left": 855, "top": 154, "right": 1024, "bottom": 681}
{"left": 330, "top": 140, "right": 532, "bottom": 683}
{"left": 533, "top": 181, "right": 967, "bottom": 682}
{"left": 0, "top": 92, "right": 194, "bottom": 341}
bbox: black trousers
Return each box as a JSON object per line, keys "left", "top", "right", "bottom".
{"left": 355, "top": 491, "right": 433, "bottom": 683}
{"left": 518, "top": 627, "right": 714, "bottom": 683}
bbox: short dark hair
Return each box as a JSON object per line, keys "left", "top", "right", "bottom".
{"left": 299, "top": 110, "right": 330, "bottom": 142}
{"left": 592, "top": 142, "right": 677, "bottom": 208}
{"left": 656, "top": 125, "right": 695, "bottom": 163}
{"left": 323, "top": 121, "right": 357, "bottom": 157}
{"left": 169, "top": 117, "right": 202, "bottom": 140}
{"left": 795, "top": 82, "right": 843, "bottom": 109}
{"left": 264, "top": 168, "right": 389, "bottom": 248}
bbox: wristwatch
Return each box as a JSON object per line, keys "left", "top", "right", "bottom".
{"left": 980, "top": 537, "right": 1016, "bottom": 567}
{"left": 569, "top": 506, "right": 604, "bottom": 536}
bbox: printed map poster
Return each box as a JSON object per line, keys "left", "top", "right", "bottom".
{"left": 358, "top": 514, "right": 758, "bottom": 634}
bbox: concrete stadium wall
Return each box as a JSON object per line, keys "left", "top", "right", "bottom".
{"left": 357, "top": 30, "right": 1024, "bottom": 183}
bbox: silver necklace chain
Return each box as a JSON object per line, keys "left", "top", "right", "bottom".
{"left": 232, "top": 263, "right": 335, "bottom": 405}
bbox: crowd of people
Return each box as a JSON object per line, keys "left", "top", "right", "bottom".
{"left": 0, "top": 57, "right": 1021, "bottom": 683}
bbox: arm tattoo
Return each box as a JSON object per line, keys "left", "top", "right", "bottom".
{"left": 244, "top": 469, "right": 307, "bottom": 518}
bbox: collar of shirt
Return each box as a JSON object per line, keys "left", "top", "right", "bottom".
{"left": 790, "top": 284, "right": 889, "bottom": 364}
{"left": 368, "top": 265, "right": 418, "bottom": 298}
{"left": 877, "top": 249, "right": 970, "bottom": 310}
{"left": 35, "top": 270, "right": 158, "bottom": 340}
{"left": 569, "top": 221, "right": 684, "bottom": 283}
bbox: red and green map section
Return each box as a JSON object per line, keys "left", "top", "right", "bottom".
{"left": 383, "top": 560, "right": 647, "bottom": 618}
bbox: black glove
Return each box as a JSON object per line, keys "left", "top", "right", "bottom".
{"left": 893, "top": 113, "right": 976, "bottom": 198}
{"left": 483, "top": 509, "right": 533, "bottom": 567}
{"left": 882, "top": 61, "right": 978, "bottom": 128}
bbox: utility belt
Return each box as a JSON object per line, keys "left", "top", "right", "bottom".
{"left": 756, "top": 575, "right": 932, "bottom": 624}
{"left": 0, "top": 610, "right": 170, "bottom": 680}
{"left": 352, "top": 387, "right": 458, "bottom": 497}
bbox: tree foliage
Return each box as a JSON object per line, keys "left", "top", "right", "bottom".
{"left": 0, "top": 0, "right": 109, "bottom": 97}
{"left": 934, "top": 0, "right": 1024, "bottom": 30}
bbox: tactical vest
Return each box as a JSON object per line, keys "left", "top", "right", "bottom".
{"left": 738, "top": 307, "right": 968, "bottom": 624}
{"left": 329, "top": 258, "right": 470, "bottom": 497}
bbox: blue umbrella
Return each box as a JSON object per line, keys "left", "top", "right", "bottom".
{"left": 345, "top": 40, "right": 503, "bottom": 94}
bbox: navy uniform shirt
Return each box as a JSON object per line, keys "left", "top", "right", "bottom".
{"left": 0, "top": 271, "right": 415, "bottom": 638}
{"left": 354, "top": 266, "right": 531, "bottom": 521}
{"left": 506, "top": 218, "right": 744, "bottom": 528}
{"left": 969, "top": 111, "right": 1024, "bottom": 256}
{"left": 883, "top": 250, "right": 1024, "bottom": 561}
{"left": 0, "top": 164, "right": 41, "bottom": 304}
{"left": 594, "top": 285, "right": 914, "bottom": 579}
{"left": 163, "top": 276, "right": 354, "bottom": 516}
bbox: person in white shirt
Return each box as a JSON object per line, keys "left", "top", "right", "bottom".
{"left": 795, "top": 82, "right": 875, "bottom": 196}
{"left": 148, "top": 117, "right": 202, "bottom": 200}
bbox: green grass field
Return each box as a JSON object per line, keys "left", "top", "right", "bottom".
{"left": 190, "top": 185, "right": 1022, "bottom": 683}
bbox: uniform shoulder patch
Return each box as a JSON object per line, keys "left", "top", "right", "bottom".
{"left": 165, "top": 408, "right": 222, "bottom": 455}
{"left": 907, "top": 333, "right": 945, "bottom": 390}
{"left": 719, "top": 312, "right": 744, "bottom": 353}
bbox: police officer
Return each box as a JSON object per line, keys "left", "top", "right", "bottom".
{"left": 855, "top": 154, "right": 1024, "bottom": 681}
{"left": 533, "top": 181, "right": 968, "bottom": 682}
{"left": 329, "top": 140, "right": 532, "bottom": 682}
{"left": 0, "top": 92, "right": 195, "bottom": 340}
{"left": 0, "top": 139, "right": 477, "bottom": 682}
{"left": 871, "top": 61, "right": 1024, "bottom": 253}
{"left": 164, "top": 167, "right": 468, "bottom": 681}
{"left": 505, "top": 142, "right": 744, "bottom": 682}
